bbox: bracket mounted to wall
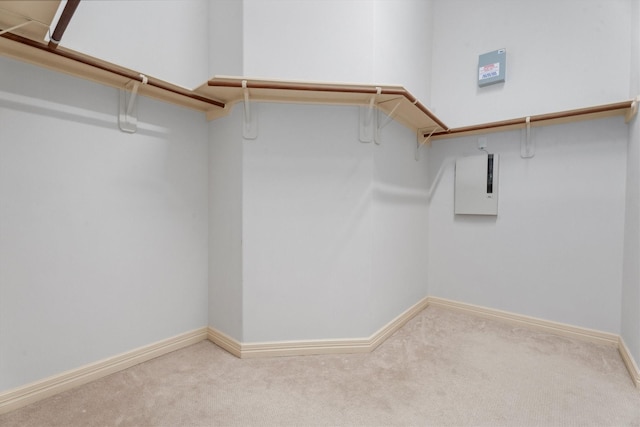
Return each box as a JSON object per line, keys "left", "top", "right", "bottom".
{"left": 118, "top": 74, "right": 148, "bottom": 133}
{"left": 415, "top": 127, "right": 436, "bottom": 161}
{"left": 520, "top": 116, "right": 534, "bottom": 158}
{"left": 242, "top": 80, "right": 258, "bottom": 139}
{"left": 359, "top": 87, "right": 381, "bottom": 143}
{"left": 626, "top": 95, "right": 640, "bottom": 123}
{"left": 374, "top": 99, "right": 402, "bottom": 145}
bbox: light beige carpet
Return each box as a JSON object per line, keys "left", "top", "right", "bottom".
{"left": 1, "top": 306, "right": 639, "bottom": 426}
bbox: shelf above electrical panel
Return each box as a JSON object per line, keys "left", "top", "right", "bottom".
{"left": 426, "top": 99, "right": 638, "bottom": 141}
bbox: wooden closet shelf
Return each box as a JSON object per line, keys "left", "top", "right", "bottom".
{"left": 196, "top": 76, "right": 448, "bottom": 134}
{"left": 427, "top": 100, "right": 637, "bottom": 141}
{"left": 0, "top": 32, "right": 226, "bottom": 112}
{"left": 0, "top": 2, "right": 635, "bottom": 140}
{"left": 0, "top": 1, "right": 60, "bottom": 42}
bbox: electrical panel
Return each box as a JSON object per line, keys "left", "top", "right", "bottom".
{"left": 455, "top": 154, "right": 499, "bottom": 215}
{"left": 478, "top": 49, "right": 506, "bottom": 87}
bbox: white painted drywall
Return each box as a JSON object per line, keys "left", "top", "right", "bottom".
{"left": 208, "top": 107, "right": 244, "bottom": 340}
{"left": 426, "top": 118, "right": 627, "bottom": 333}
{"left": 431, "top": 0, "right": 632, "bottom": 128}
{"left": 62, "top": 0, "right": 209, "bottom": 88}
{"left": 242, "top": 0, "right": 433, "bottom": 102}
{"left": 0, "top": 57, "right": 209, "bottom": 391}
{"left": 623, "top": 109, "right": 640, "bottom": 363}
{"left": 208, "top": 0, "right": 244, "bottom": 77}
{"left": 621, "top": 0, "right": 640, "bottom": 364}
{"left": 371, "top": 114, "right": 430, "bottom": 331}
{"left": 243, "top": 0, "right": 375, "bottom": 83}
{"left": 373, "top": 0, "right": 434, "bottom": 104}
{"left": 241, "top": 103, "right": 373, "bottom": 341}
{"left": 207, "top": 101, "right": 435, "bottom": 344}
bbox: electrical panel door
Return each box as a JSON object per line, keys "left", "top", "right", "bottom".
{"left": 455, "top": 154, "right": 499, "bottom": 215}
{"left": 478, "top": 49, "right": 506, "bottom": 87}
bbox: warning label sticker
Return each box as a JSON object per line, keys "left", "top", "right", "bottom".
{"left": 479, "top": 62, "right": 500, "bottom": 81}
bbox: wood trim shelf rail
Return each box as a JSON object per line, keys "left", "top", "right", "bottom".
{"left": 427, "top": 100, "right": 637, "bottom": 141}
{"left": 205, "top": 78, "right": 449, "bottom": 132}
{"left": 0, "top": 31, "right": 226, "bottom": 111}
{"left": 1, "top": 1, "right": 636, "bottom": 140}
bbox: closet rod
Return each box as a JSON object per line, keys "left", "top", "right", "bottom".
{"left": 428, "top": 100, "right": 634, "bottom": 140}
{"left": 208, "top": 79, "right": 448, "bottom": 131}
{"left": 48, "top": 0, "right": 81, "bottom": 49}
{"left": 0, "top": 31, "right": 226, "bottom": 109}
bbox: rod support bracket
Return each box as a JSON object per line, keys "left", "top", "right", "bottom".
{"left": 359, "top": 87, "right": 382, "bottom": 143}
{"left": 520, "top": 116, "right": 535, "bottom": 158}
{"left": 242, "top": 80, "right": 258, "bottom": 139}
{"left": 626, "top": 95, "right": 640, "bottom": 123}
{"left": 415, "top": 127, "right": 436, "bottom": 161}
{"left": 118, "top": 74, "right": 148, "bottom": 133}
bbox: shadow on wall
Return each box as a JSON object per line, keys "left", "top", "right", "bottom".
{"left": 372, "top": 182, "right": 429, "bottom": 206}
{"left": 0, "top": 90, "right": 170, "bottom": 138}
{"left": 453, "top": 213, "right": 498, "bottom": 224}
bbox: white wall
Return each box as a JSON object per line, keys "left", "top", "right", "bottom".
{"left": 0, "top": 57, "right": 209, "bottom": 391}
{"left": 623, "top": 104, "right": 640, "bottom": 362}
{"left": 427, "top": 117, "right": 627, "bottom": 333}
{"left": 242, "top": 0, "right": 434, "bottom": 103}
{"left": 243, "top": 0, "right": 375, "bottom": 83}
{"left": 373, "top": 0, "right": 434, "bottom": 103}
{"left": 241, "top": 103, "right": 373, "bottom": 341}
{"left": 431, "top": 0, "right": 632, "bottom": 127}
{"left": 621, "top": 0, "right": 640, "bottom": 363}
{"left": 60, "top": 0, "right": 435, "bottom": 100}
{"left": 208, "top": 107, "right": 244, "bottom": 340}
{"left": 371, "top": 114, "right": 430, "bottom": 331}
{"left": 62, "top": 0, "right": 209, "bottom": 88}
{"left": 208, "top": 0, "right": 244, "bottom": 77}
{"left": 208, "top": 102, "right": 430, "bottom": 343}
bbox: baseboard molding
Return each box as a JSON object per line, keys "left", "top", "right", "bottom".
{"left": 618, "top": 337, "right": 640, "bottom": 388}
{"left": 0, "top": 327, "right": 208, "bottom": 415}
{"left": 427, "top": 297, "right": 619, "bottom": 346}
{"left": 207, "top": 327, "right": 242, "bottom": 358}
{"left": 3, "top": 296, "right": 638, "bottom": 416}
{"left": 370, "top": 296, "right": 430, "bottom": 351}
{"left": 429, "top": 297, "right": 640, "bottom": 388}
{"left": 207, "top": 296, "right": 430, "bottom": 359}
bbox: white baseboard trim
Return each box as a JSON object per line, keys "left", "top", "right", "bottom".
{"left": 0, "top": 327, "right": 208, "bottom": 415}
{"left": 426, "top": 297, "right": 619, "bottom": 346}
{"left": 3, "top": 296, "right": 638, "bottom": 416}
{"left": 618, "top": 337, "right": 640, "bottom": 388}
{"left": 207, "top": 296, "right": 430, "bottom": 359}
{"left": 207, "top": 327, "right": 242, "bottom": 358}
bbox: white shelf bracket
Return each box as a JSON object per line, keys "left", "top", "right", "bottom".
{"left": 378, "top": 101, "right": 401, "bottom": 131}
{"left": 359, "top": 87, "right": 381, "bottom": 143}
{"left": 374, "top": 100, "right": 402, "bottom": 145}
{"left": 626, "top": 95, "right": 640, "bottom": 123}
{"left": 415, "top": 128, "right": 436, "bottom": 161}
{"left": 118, "top": 74, "right": 148, "bottom": 133}
{"left": 520, "top": 116, "right": 535, "bottom": 158}
{"left": 242, "top": 80, "right": 258, "bottom": 139}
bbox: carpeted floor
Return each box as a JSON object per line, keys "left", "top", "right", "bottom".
{"left": 1, "top": 306, "right": 639, "bottom": 426}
